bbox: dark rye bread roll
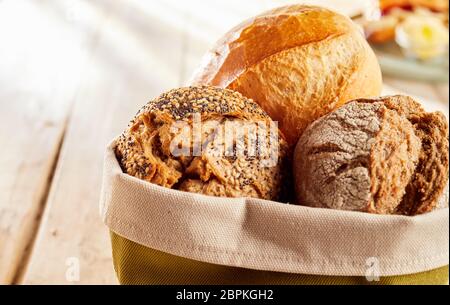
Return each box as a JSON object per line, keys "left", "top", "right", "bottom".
{"left": 115, "top": 86, "right": 290, "bottom": 201}
{"left": 294, "top": 95, "right": 449, "bottom": 216}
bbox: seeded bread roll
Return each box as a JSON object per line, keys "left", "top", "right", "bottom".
{"left": 294, "top": 95, "right": 449, "bottom": 215}
{"left": 190, "top": 5, "right": 382, "bottom": 146}
{"left": 115, "top": 86, "right": 290, "bottom": 201}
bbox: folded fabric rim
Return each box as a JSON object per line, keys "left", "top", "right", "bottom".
{"left": 100, "top": 141, "right": 449, "bottom": 277}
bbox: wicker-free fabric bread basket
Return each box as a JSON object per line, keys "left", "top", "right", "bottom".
{"left": 100, "top": 141, "right": 449, "bottom": 285}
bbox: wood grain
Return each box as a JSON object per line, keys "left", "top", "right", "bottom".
{"left": 383, "top": 77, "right": 443, "bottom": 102}
{"left": 0, "top": 0, "right": 103, "bottom": 284}
{"left": 434, "top": 84, "right": 450, "bottom": 105}
{"left": 22, "top": 0, "right": 185, "bottom": 284}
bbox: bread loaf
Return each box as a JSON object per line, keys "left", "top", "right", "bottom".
{"left": 191, "top": 5, "right": 383, "bottom": 146}
{"left": 115, "top": 86, "right": 290, "bottom": 201}
{"left": 294, "top": 95, "right": 449, "bottom": 215}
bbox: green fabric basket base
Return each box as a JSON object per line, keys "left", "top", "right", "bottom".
{"left": 111, "top": 232, "right": 449, "bottom": 285}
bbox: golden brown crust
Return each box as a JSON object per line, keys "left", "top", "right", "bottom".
{"left": 115, "top": 86, "right": 291, "bottom": 201}
{"left": 191, "top": 6, "right": 355, "bottom": 87}
{"left": 191, "top": 5, "right": 382, "bottom": 146}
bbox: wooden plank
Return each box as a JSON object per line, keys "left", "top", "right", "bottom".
{"left": 178, "top": 0, "right": 281, "bottom": 84}
{"left": 383, "top": 77, "right": 442, "bottom": 103}
{"left": 434, "top": 84, "right": 449, "bottom": 104}
{"left": 0, "top": 0, "right": 103, "bottom": 284}
{"left": 22, "top": 0, "right": 186, "bottom": 284}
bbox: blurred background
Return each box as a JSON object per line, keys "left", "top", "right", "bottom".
{"left": 0, "top": 0, "right": 448, "bottom": 284}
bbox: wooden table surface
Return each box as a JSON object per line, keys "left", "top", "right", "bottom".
{"left": 0, "top": 0, "right": 448, "bottom": 284}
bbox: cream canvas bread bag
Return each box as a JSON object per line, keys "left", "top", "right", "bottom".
{"left": 100, "top": 141, "right": 449, "bottom": 285}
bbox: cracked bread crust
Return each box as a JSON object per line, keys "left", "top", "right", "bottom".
{"left": 379, "top": 96, "right": 450, "bottom": 215}
{"left": 115, "top": 86, "right": 290, "bottom": 201}
{"left": 190, "top": 5, "right": 382, "bottom": 146}
{"left": 294, "top": 96, "right": 449, "bottom": 215}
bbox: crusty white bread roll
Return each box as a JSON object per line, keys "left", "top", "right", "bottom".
{"left": 191, "top": 5, "right": 383, "bottom": 146}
